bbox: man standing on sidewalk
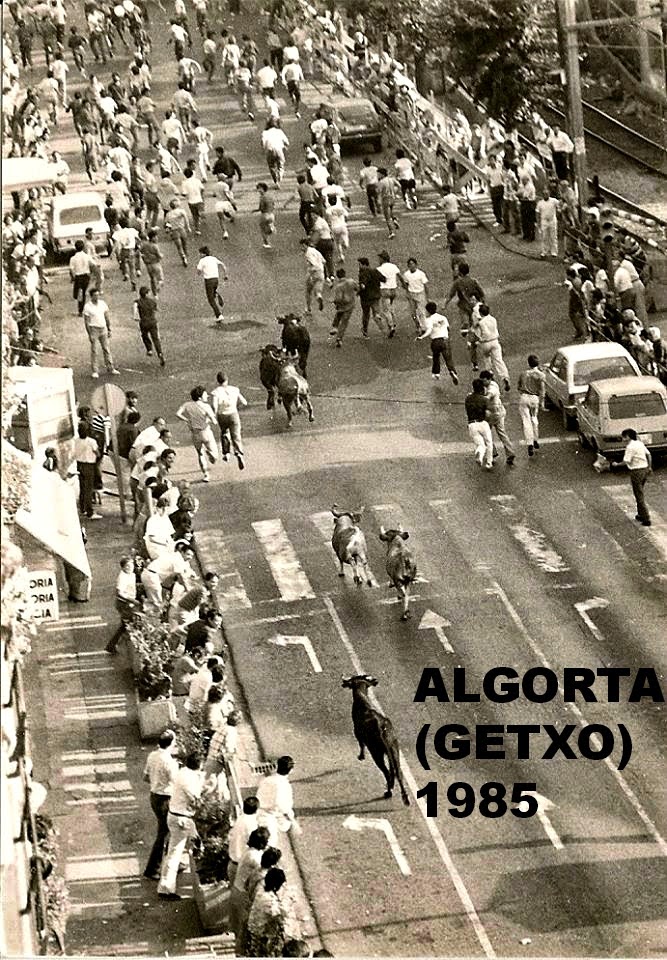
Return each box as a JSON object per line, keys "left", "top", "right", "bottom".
{"left": 106, "top": 556, "right": 141, "bottom": 654}
{"left": 609, "top": 429, "right": 652, "bottom": 526}
{"left": 479, "top": 370, "right": 515, "bottom": 466}
{"left": 416, "top": 301, "right": 459, "bottom": 384}
{"left": 464, "top": 378, "right": 493, "bottom": 470}
{"left": 210, "top": 371, "right": 247, "bottom": 470}
{"left": 536, "top": 189, "right": 560, "bottom": 259}
{"left": 517, "top": 354, "right": 546, "bottom": 458}
{"left": 176, "top": 386, "right": 218, "bottom": 482}
{"left": 74, "top": 422, "right": 103, "bottom": 519}
{"left": 82, "top": 288, "right": 119, "bottom": 379}
{"left": 143, "top": 729, "right": 179, "bottom": 881}
{"left": 157, "top": 753, "right": 204, "bottom": 900}
{"left": 196, "top": 245, "right": 227, "bottom": 323}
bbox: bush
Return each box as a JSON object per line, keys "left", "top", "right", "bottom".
{"left": 193, "top": 790, "right": 232, "bottom": 886}
{"left": 31, "top": 815, "right": 71, "bottom": 955}
{"left": 127, "top": 614, "right": 175, "bottom": 702}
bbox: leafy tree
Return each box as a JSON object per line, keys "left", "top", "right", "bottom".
{"left": 437, "top": 0, "right": 556, "bottom": 125}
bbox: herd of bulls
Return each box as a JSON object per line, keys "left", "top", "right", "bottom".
{"left": 258, "top": 317, "right": 417, "bottom": 802}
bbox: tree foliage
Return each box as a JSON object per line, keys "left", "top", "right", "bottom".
{"left": 436, "top": 0, "right": 556, "bottom": 125}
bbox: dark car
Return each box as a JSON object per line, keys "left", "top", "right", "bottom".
{"left": 317, "top": 97, "right": 383, "bottom": 153}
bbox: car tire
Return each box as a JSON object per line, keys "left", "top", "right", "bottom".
{"left": 373, "top": 136, "right": 383, "bottom": 153}
{"left": 561, "top": 405, "right": 577, "bottom": 431}
{"left": 543, "top": 393, "right": 554, "bottom": 411}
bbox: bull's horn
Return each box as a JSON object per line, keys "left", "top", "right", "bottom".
{"left": 356, "top": 506, "right": 365, "bottom": 517}
{"left": 379, "top": 525, "right": 386, "bottom": 536}
{"left": 332, "top": 503, "right": 342, "bottom": 518}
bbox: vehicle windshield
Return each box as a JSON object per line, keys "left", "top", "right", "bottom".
{"left": 572, "top": 357, "right": 635, "bottom": 386}
{"left": 58, "top": 206, "right": 101, "bottom": 227}
{"left": 337, "top": 105, "right": 373, "bottom": 122}
{"left": 608, "top": 393, "right": 666, "bottom": 419}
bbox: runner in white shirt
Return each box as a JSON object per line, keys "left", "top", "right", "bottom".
{"left": 325, "top": 196, "right": 349, "bottom": 262}
{"left": 400, "top": 257, "right": 430, "bottom": 331}
{"left": 196, "top": 245, "right": 227, "bottom": 322}
{"left": 261, "top": 121, "right": 289, "bottom": 185}
{"left": 211, "top": 175, "right": 237, "bottom": 239}
{"left": 394, "top": 148, "right": 417, "bottom": 208}
{"left": 181, "top": 169, "right": 205, "bottom": 234}
{"left": 281, "top": 60, "right": 304, "bottom": 116}
{"left": 210, "top": 371, "right": 247, "bottom": 469}
{"left": 376, "top": 252, "right": 401, "bottom": 333}
{"left": 192, "top": 123, "right": 213, "bottom": 181}
{"left": 256, "top": 61, "right": 277, "bottom": 101}
{"left": 113, "top": 221, "right": 140, "bottom": 287}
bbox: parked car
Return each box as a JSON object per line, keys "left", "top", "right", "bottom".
{"left": 544, "top": 342, "right": 641, "bottom": 429}
{"left": 317, "top": 97, "right": 383, "bottom": 152}
{"left": 47, "top": 191, "right": 109, "bottom": 256}
{"left": 578, "top": 376, "right": 667, "bottom": 459}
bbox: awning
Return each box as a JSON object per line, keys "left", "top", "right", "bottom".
{"left": 13, "top": 447, "right": 91, "bottom": 578}
{"left": 2, "top": 158, "right": 59, "bottom": 194}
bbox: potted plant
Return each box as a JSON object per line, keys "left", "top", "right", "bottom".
{"left": 190, "top": 789, "right": 233, "bottom": 933}
{"left": 31, "top": 814, "right": 71, "bottom": 955}
{"left": 126, "top": 616, "right": 177, "bottom": 740}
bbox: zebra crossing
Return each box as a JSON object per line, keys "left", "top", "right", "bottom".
{"left": 195, "top": 487, "right": 666, "bottom": 615}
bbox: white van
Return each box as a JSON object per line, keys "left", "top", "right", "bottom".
{"left": 47, "top": 192, "right": 109, "bottom": 255}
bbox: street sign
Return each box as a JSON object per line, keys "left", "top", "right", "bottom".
{"left": 29, "top": 569, "right": 60, "bottom": 623}
{"left": 90, "top": 383, "right": 126, "bottom": 417}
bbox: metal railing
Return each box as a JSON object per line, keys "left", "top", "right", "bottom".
{"left": 3, "top": 655, "right": 49, "bottom": 954}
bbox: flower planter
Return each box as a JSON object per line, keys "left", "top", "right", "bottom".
{"left": 134, "top": 688, "right": 177, "bottom": 741}
{"left": 172, "top": 694, "right": 189, "bottom": 726}
{"left": 189, "top": 851, "right": 232, "bottom": 933}
{"left": 128, "top": 638, "right": 144, "bottom": 679}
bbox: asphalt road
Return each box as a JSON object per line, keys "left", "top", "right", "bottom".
{"left": 39, "top": 1, "right": 667, "bottom": 955}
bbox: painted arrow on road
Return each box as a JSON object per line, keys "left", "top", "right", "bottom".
{"left": 418, "top": 609, "right": 454, "bottom": 653}
{"left": 575, "top": 597, "right": 609, "bottom": 643}
{"left": 342, "top": 814, "right": 412, "bottom": 875}
{"left": 519, "top": 791, "right": 563, "bottom": 850}
{"left": 267, "top": 634, "right": 322, "bottom": 673}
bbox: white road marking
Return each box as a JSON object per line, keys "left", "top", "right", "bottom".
{"left": 252, "top": 519, "right": 316, "bottom": 601}
{"left": 602, "top": 485, "right": 667, "bottom": 562}
{"left": 323, "top": 595, "right": 496, "bottom": 959}
{"left": 417, "top": 609, "right": 453, "bottom": 653}
{"left": 342, "top": 814, "right": 412, "bottom": 876}
{"left": 45, "top": 621, "right": 109, "bottom": 632}
{"left": 310, "top": 510, "right": 379, "bottom": 586}
{"left": 575, "top": 597, "right": 610, "bottom": 643}
{"left": 66, "top": 853, "right": 140, "bottom": 882}
{"left": 196, "top": 530, "right": 252, "bottom": 611}
{"left": 489, "top": 495, "right": 569, "bottom": 573}
{"left": 519, "top": 792, "right": 564, "bottom": 850}
{"left": 235, "top": 613, "right": 303, "bottom": 627}
{"left": 62, "top": 762, "right": 128, "bottom": 777}
{"left": 483, "top": 572, "right": 667, "bottom": 857}
{"left": 267, "top": 633, "right": 322, "bottom": 673}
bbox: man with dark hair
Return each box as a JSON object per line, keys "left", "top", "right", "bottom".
{"left": 196, "top": 245, "right": 227, "bottom": 322}
{"left": 142, "top": 729, "right": 178, "bottom": 880}
{"left": 133, "top": 286, "right": 165, "bottom": 366}
{"left": 210, "top": 371, "right": 247, "bottom": 468}
{"left": 517, "top": 353, "right": 545, "bottom": 457}
{"left": 158, "top": 753, "right": 204, "bottom": 899}
{"left": 184, "top": 608, "right": 222, "bottom": 653}
{"left": 357, "top": 257, "right": 387, "bottom": 339}
{"left": 69, "top": 239, "right": 91, "bottom": 316}
{"left": 257, "top": 756, "right": 298, "bottom": 837}
{"left": 610, "top": 428, "right": 652, "bottom": 526}
{"left": 479, "top": 370, "right": 515, "bottom": 466}
{"left": 176, "top": 386, "right": 218, "bottom": 481}
{"left": 82, "top": 288, "right": 119, "bottom": 378}
{"left": 227, "top": 797, "right": 260, "bottom": 883}
{"left": 416, "top": 301, "right": 459, "bottom": 384}
{"left": 74, "top": 422, "right": 102, "bottom": 519}
{"left": 465, "top": 378, "right": 493, "bottom": 470}
{"left": 443, "top": 263, "right": 485, "bottom": 369}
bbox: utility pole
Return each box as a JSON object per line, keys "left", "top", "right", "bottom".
{"left": 558, "top": 0, "right": 589, "bottom": 206}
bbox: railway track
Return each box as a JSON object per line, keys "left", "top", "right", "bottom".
{"left": 542, "top": 99, "right": 667, "bottom": 177}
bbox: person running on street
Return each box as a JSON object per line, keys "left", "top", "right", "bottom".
{"left": 210, "top": 371, "right": 247, "bottom": 470}
{"left": 301, "top": 238, "right": 325, "bottom": 316}
{"left": 212, "top": 146, "right": 243, "bottom": 185}
{"left": 470, "top": 304, "right": 510, "bottom": 390}
{"left": 358, "top": 257, "right": 388, "bottom": 339}
{"left": 176, "top": 386, "right": 218, "bottom": 482}
{"left": 69, "top": 239, "right": 91, "bottom": 316}
{"left": 164, "top": 198, "right": 191, "bottom": 266}
{"left": 212, "top": 174, "right": 237, "bottom": 239}
{"left": 181, "top": 168, "right": 205, "bottom": 235}
{"left": 376, "top": 250, "right": 400, "bottom": 336}
{"left": 517, "top": 354, "right": 545, "bottom": 457}
{"left": 140, "top": 229, "right": 164, "bottom": 295}
{"left": 196, "top": 245, "right": 227, "bottom": 323}
{"left": 261, "top": 118, "right": 289, "bottom": 186}
{"left": 394, "top": 148, "right": 418, "bottom": 209}
{"left": 359, "top": 157, "right": 379, "bottom": 216}
{"left": 416, "top": 301, "right": 459, "bottom": 383}
{"left": 443, "top": 263, "right": 485, "bottom": 371}
{"left": 479, "top": 370, "right": 515, "bottom": 466}
{"left": 400, "top": 257, "right": 429, "bottom": 332}
{"left": 465, "top": 378, "right": 493, "bottom": 470}
{"left": 330, "top": 267, "right": 358, "bottom": 348}
{"left": 445, "top": 220, "right": 469, "bottom": 276}
{"left": 255, "top": 182, "right": 276, "bottom": 249}
{"left": 325, "top": 195, "right": 349, "bottom": 264}
{"left": 609, "top": 428, "right": 652, "bottom": 526}
{"left": 133, "top": 285, "right": 165, "bottom": 365}
{"left": 281, "top": 57, "right": 304, "bottom": 117}
{"left": 376, "top": 167, "right": 400, "bottom": 238}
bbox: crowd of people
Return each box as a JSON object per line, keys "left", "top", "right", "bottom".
{"left": 3, "top": 0, "right": 664, "bottom": 951}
